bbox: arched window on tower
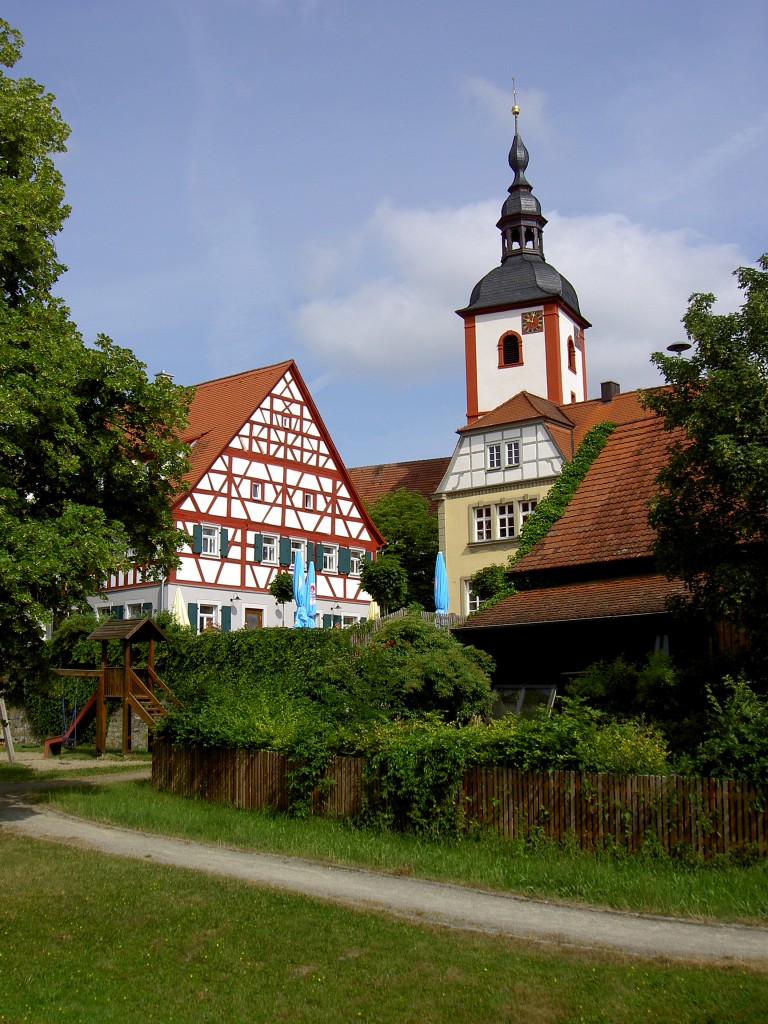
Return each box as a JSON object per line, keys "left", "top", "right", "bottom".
{"left": 498, "top": 332, "right": 523, "bottom": 368}
{"left": 567, "top": 336, "right": 577, "bottom": 373}
{"left": 524, "top": 227, "right": 536, "bottom": 249}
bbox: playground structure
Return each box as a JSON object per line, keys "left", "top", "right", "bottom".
{"left": 45, "top": 618, "right": 181, "bottom": 756}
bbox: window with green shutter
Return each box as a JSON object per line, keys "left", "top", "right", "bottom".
{"left": 221, "top": 606, "right": 232, "bottom": 633}
{"left": 220, "top": 529, "right": 229, "bottom": 557}
{"left": 254, "top": 533, "right": 263, "bottom": 561}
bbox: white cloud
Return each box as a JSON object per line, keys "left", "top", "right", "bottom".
{"left": 295, "top": 199, "right": 747, "bottom": 395}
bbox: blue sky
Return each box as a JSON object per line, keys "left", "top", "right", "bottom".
{"left": 5, "top": 0, "right": 767, "bottom": 466}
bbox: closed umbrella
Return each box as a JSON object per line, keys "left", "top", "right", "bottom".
{"left": 434, "top": 552, "right": 449, "bottom": 616}
{"left": 170, "top": 586, "right": 190, "bottom": 628}
{"left": 293, "top": 550, "right": 309, "bottom": 628}
{"left": 305, "top": 559, "right": 317, "bottom": 628}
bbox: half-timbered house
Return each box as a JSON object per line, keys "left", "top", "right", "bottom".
{"left": 94, "top": 361, "right": 384, "bottom": 631}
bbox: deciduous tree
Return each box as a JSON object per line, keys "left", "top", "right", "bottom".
{"left": 643, "top": 256, "right": 768, "bottom": 666}
{"left": 367, "top": 487, "right": 438, "bottom": 608}
{"left": 0, "top": 20, "right": 191, "bottom": 679}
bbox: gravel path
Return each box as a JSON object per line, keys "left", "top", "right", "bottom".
{"left": 2, "top": 786, "right": 767, "bottom": 965}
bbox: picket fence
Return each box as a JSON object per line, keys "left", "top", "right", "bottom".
{"left": 151, "top": 740, "right": 767, "bottom": 860}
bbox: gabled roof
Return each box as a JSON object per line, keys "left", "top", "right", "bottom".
{"left": 181, "top": 361, "right": 293, "bottom": 491}
{"left": 459, "top": 391, "right": 573, "bottom": 434}
{"left": 510, "top": 415, "right": 672, "bottom": 574}
{"left": 348, "top": 457, "right": 451, "bottom": 513}
{"left": 459, "top": 388, "right": 654, "bottom": 449}
{"left": 174, "top": 360, "right": 384, "bottom": 547}
{"left": 460, "top": 574, "right": 684, "bottom": 630}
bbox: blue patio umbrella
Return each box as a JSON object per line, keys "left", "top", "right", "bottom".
{"left": 305, "top": 558, "right": 317, "bottom": 628}
{"left": 293, "top": 550, "right": 310, "bottom": 628}
{"left": 434, "top": 551, "right": 449, "bottom": 615}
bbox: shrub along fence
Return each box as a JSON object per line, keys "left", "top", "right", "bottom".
{"left": 152, "top": 740, "right": 767, "bottom": 860}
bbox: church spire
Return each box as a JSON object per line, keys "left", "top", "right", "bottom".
{"left": 497, "top": 90, "right": 547, "bottom": 262}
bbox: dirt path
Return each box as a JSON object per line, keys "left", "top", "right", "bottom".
{"left": 1, "top": 785, "right": 766, "bottom": 965}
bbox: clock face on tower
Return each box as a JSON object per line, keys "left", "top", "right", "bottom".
{"left": 522, "top": 310, "right": 543, "bottom": 334}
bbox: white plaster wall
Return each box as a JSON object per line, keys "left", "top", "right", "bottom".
{"left": 473, "top": 308, "right": 548, "bottom": 413}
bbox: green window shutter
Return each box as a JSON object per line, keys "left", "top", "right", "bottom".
{"left": 112, "top": 605, "right": 124, "bottom": 620}
{"left": 141, "top": 602, "right": 153, "bottom": 617}
{"left": 315, "top": 544, "right": 325, "bottom": 569}
{"left": 364, "top": 551, "right": 373, "bottom": 563}
{"left": 359, "top": 617, "right": 367, "bottom": 624}
{"left": 187, "top": 603, "right": 198, "bottom": 634}
{"left": 221, "top": 606, "right": 232, "bottom": 633}
{"left": 254, "top": 534, "right": 263, "bottom": 561}
{"left": 307, "top": 541, "right": 315, "bottom": 565}
{"left": 220, "top": 528, "right": 229, "bottom": 557}
{"left": 192, "top": 525, "right": 203, "bottom": 554}
{"left": 279, "top": 537, "right": 291, "bottom": 565}
{"left": 322, "top": 614, "right": 332, "bottom": 629}
{"left": 338, "top": 547, "right": 351, "bottom": 574}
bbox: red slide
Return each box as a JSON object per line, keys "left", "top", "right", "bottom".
{"left": 44, "top": 691, "right": 98, "bottom": 757}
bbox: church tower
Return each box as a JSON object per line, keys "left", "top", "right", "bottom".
{"left": 457, "top": 99, "right": 590, "bottom": 423}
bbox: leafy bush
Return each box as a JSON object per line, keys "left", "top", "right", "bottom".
{"left": 691, "top": 676, "right": 768, "bottom": 781}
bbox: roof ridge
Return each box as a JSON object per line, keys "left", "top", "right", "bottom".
{"left": 193, "top": 360, "right": 294, "bottom": 389}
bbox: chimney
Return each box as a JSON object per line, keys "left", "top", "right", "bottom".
{"left": 600, "top": 381, "right": 620, "bottom": 403}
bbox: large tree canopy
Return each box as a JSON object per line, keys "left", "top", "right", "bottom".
{"left": 0, "top": 21, "right": 191, "bottom": 678}
{"left": 643, "top": 255, "right": 768, "bottom": 660}
{"left": 367, "top": 487, "right": 439, "bottom": 608}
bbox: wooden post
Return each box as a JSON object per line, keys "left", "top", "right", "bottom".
{"left": 122, "top": 639, "right": 131, "bottom": 755}
{"left": 96, "top": 641, "right": 108, "bottom": 754}
{"left": 0, "top": 696, "right": 16, "bottom": 764}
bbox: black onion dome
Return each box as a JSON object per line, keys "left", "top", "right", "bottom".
{"left": 462, "top": 253, "right": 582, "bottom": 315}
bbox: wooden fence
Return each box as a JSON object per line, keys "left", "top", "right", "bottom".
{"left": 152, "top": 741, "right": 767, "bottom": 860}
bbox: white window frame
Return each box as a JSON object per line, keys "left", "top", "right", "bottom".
{"left": 349, "top": 548, "right": 364, "bottom": 576}
{"left": 303, "top": 492, "right": 314, "bottom": 510}
{"left": 497, "top": 503, "right": 515, "bottom": 539}
{"left": 251, "top": 481, "right": 262, "bottom": 501}
{"left": 262, "top": 534, "right": 278, "bottom": 565}
{"left": 474, "top": 506, "right": 492, "bottom": 542}
{"left": 198, "top": 603, "right": 218, "bottom": 632}
{"left": 487, "top": 443, "right": 502, "bottom": 470}
{"left": 506, "top": 440, "right": 520, "bottom": 467}
{"left": 290, "top": 538, "right": 306, "bottom": 569}
{"left": 519, "top": 499, "right": 538, "bottom": 528}
{"left": 282, "top": 414, "right": 291, "bottom": 428}
{"left": 323, "top": 544, "right": 338, "bottom": 574}
{"left": 127, "top": 602, "right": 143, "bottom": 619}
{"left": 201, "top": 524, "right": 219, "bottom": 557}
{"left": 464, "top": 581, "right": 481, "bottom": 615}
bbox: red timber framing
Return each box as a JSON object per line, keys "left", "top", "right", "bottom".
{"left": 103, "top": 361, "right": 384, "bottom": 627}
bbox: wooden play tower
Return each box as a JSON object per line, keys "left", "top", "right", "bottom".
{"left": 48, "top": 617, "right": 181, "bottom": 756}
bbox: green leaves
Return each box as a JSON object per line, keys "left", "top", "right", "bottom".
{"left": 643, "top": 254, "right": 768, "bottom": 658}
{"left": 0, "top": 23, "right": 192, "bottom": 677}
{"left": 366, "top": 487, "right": 439, "bottom": 608}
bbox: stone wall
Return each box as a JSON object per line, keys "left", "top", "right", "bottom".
{"left": 4, "top": 704, "right": 149, "bottom": 753}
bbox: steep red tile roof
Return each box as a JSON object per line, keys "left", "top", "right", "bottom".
{"left": 459, "top": 391, "right": 572, "bottom": 433}
{"left": 181, "top": 361, "right": 293, "bottom": 490}
{"left": 460, "top": 574, "right": 684, "bottom": 630}
{"left": 348, "top": 457, "right": 451, "bottom": 512}
{"left": 512, "top": 415, "right": 673, "bottom": 574}
{"left": 457, "top": 388, "right": 656, "bottom": 458}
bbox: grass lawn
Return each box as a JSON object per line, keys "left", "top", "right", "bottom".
{"left": 0, "top": 833, "right": 766, "bottom": 1024}
{"left": 38, "top": 778, "right": 768, "bottom": 924}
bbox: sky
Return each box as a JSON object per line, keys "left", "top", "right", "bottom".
{"left": 5, "top": 0, "right": 767, "bottom": 467}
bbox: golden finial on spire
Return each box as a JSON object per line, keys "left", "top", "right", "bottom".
{"left": 511, "top": 76, "right": 520, "bottom": 133}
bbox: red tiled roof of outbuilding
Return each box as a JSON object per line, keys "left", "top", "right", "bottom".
{"left": 460, "top": 574, "right": 684, "bottom": 630}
